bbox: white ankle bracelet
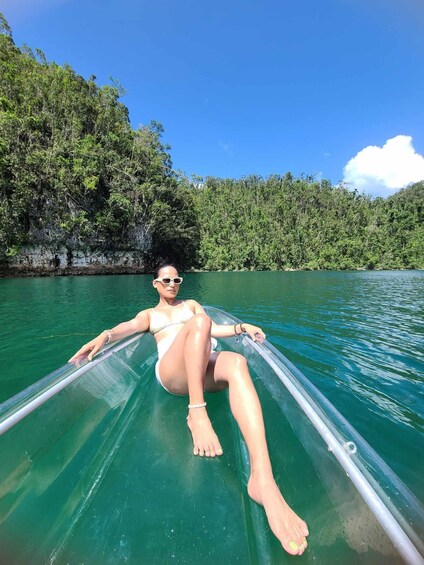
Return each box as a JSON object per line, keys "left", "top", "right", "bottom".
{"left": 188, "top": 402, "right": 207, "bottom": 409}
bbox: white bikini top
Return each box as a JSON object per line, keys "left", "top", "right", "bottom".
{"left": 149, "top": 301, "right": 194, "bottom": 336}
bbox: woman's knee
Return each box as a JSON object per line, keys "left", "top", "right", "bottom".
{"left": 190, "top": 313, "right": 212, "bottom": 333}
{"left": 213, "top": 352, "right": 250, "bottom": 387}
{"left": 231, "top": 353, "right": 249, "bottom": 375}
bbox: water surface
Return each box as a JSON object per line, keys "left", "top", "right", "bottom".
{"left": 1, "top": 270, "right": 423, "bottom": 502}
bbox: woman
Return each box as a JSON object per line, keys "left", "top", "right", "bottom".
{"left": 69, "top": 263, "right": 309, "bottom": 556}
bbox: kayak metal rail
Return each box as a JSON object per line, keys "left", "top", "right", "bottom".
{"left": 248, "top": 336, "right": 424, "bottom": 565}
{"left": 0, "top": 333, "right": 144, "bottom": 436}
{"left": 204, "top": 306, "right": 424, "bottom": 565}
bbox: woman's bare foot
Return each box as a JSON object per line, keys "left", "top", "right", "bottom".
{"left": 248, "top": 475, "right": 309, "bottom": 556}
{"left": 186, "top": 408, "right": 223, "bottom": 457}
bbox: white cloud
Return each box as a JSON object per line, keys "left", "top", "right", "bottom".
{"left": 343, "top": 135, "right": 424, "bottom": 197}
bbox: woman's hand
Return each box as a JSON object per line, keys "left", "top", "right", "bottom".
{"left": 68, "top": 333, "right": 108, "bottom": 364}
{"left": 243, "top": 323, "right": 266, "bottom": 343}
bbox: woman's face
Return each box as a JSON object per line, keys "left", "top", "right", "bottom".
{"left": 153, "top": 266, "right": 181, "bottom": 299}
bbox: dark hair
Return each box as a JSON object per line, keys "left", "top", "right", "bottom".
{"left": 153, "top": 262, "right": 179, "bottom": 279}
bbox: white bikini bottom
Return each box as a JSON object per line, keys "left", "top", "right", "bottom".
{"left": 155, "top": 337, "right": 218, "bottom": 395}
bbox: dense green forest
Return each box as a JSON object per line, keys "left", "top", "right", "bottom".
{"left": 1, "top": 15, "right": 423, "bottom": 272}
{"left": 0, "top": 15, "right": 198, "bottom": 269}
{"left": 192, "top": 175, "right": 423, "bottom": 270}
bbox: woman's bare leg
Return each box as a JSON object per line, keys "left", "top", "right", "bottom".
{"left": 158, "top": 320, "right": 309, "bottom": 555}
{"left": 204, "top": 351, "right": 309, "bottom": 556}
{"left": 157, "top": 314, "right": 224, "bottom": 457}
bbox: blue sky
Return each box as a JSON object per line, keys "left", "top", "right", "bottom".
{"left": 2, "top": 0, "right": 424, "bottom": 196}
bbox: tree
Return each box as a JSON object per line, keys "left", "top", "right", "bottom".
{"left": 0, "top": 14, "right": 199, "bottom": 269}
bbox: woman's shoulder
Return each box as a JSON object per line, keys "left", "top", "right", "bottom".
{"left": 136, "top": 306, "right": 155, "bottom": 314}
{"left": 131, "top": 308, "right": 155, "bottom": 333}
{"left": 185, "top": 299, "right": 203, "bottom": 312}
{"left": 135, "top": 307, "right": 155, "bottom": 321}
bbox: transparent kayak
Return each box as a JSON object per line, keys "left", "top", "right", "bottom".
{"left": 1, "top": 306, "right": 423, "bottom": 565}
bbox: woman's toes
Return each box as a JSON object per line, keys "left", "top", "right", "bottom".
{"left": 213, "top": 441, "right": 223, "bottom": 456}
{"left": 286, "top": 541, "right": 300, "bottom": 555}
{"left": 298, "top": 539, "right": 308, "bottom": 555}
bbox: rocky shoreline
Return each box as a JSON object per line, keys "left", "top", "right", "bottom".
{"left": 0, "top": 246, "right": 148, "bottom": 277}
{"left": 1, "top": 246, "right": 418, "bottom": 277}
{"left": 0, "top": 265, "right": 147, "bottom": 277}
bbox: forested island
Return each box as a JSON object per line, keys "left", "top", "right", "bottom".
{"left": 1, "top": 15, "right": 423, "bottom": 276}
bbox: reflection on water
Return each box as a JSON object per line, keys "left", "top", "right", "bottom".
{"left": 1, "top": 270, "right": 423, "bottom": 502}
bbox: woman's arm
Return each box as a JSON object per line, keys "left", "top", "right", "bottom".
{"left": 188, "top": 300, "right": 266, "bottom": 342}
{"left": 68, "top": 309, "right": 151, "bottom": 363}
{"left": 211, "top": 321, "right": 266, "bottom": 342}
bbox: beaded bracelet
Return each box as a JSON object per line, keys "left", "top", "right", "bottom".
{"left": 103, "top": 330, "right": 112, "bottom": 344}
{"left": 188, "top": 402, "right": 207, "bottom": 409}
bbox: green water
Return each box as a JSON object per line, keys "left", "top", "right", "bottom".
{"left": 1, "top": 270, "right": 423, "bottom": 507}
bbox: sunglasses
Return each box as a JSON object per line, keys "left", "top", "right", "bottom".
{"left": 154, "top": 277, "right": 183, "bottom": 285}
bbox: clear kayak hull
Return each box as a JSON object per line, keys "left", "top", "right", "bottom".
{"left": 1, "top": 306, "right": 423, "bottom": 564}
